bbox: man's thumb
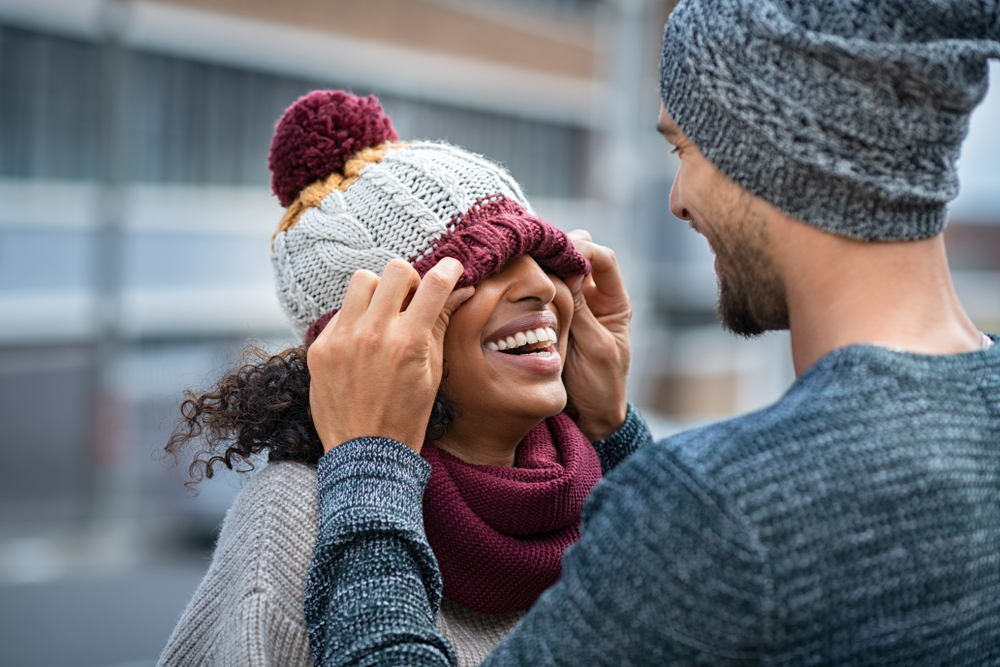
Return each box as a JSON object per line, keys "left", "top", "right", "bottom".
{"left": 433, "top": 286, "right": 475, "bottom": 343}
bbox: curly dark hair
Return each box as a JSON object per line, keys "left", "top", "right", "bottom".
{"left": 164, "top": 344, "right": 455, "bottom": 487}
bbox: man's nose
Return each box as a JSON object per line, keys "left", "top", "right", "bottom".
{"left": 669, "top": 173, "right": 691, "bottom": 221}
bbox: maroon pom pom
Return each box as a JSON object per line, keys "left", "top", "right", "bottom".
{"left": 268, "top": 90, "right": 399, "bottom": 207}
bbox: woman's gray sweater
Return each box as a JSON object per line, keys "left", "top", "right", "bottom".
{"left": 305, "top": 340, "right": 1000, "bottom": 665}
{"left": 157, "top": 462, "right": 523, "bottom": 667}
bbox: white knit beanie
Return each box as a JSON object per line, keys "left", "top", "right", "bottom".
{"left": 268, "top": 90, "right": 589, "bottom": 343}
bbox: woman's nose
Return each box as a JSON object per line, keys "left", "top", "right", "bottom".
{"left": 669, "top": 172, "right": 692, "bottom": 221}
{"left": 506, "top": 255, "right": 557, "bottom": 304}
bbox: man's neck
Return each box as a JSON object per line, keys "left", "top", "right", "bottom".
{"left": 776, "top": 226, "right": 982, "bottom": 377}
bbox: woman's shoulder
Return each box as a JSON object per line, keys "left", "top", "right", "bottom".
{"left": 246, "top": 459, "right": 318, "bottom": 488}
{"left": 230, "top": 460, "right": 318, "bottom": 519}
{"left": 215, "top": 461, "right": 319, "bottom": 567}
{"left": 159, "top": 461, "right": 318, "bottom": 667}
{"left": 246, "top": 459, "right": 317, "bottom": 489}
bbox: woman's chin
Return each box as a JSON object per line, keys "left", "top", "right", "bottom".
{"left": 510, "top": 387, "right": 568, "bottom": 423}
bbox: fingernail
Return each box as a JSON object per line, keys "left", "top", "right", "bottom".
{"left": 440, "top": 257, "right": 464, "bottom": 273}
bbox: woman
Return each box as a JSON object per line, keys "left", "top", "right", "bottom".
{"left": 157, "top": 90, "right": 636, "bottom": 667}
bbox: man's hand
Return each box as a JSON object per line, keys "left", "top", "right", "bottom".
{"left": 563, "top": 230, "right": 632, "bottom": 442}
{"left": 307, "top": 258, "right": 473, "bottom": 454}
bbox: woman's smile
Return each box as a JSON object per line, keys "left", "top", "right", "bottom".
{"left": 435, "top": 254, "right": 574, "bottom": 463}
{"left": 483, "top": 311, "right": 562, "bottom": 374}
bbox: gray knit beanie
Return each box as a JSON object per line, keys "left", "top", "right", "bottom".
{"left": 659, "top": 0, "right": 1000, "bottom": 241}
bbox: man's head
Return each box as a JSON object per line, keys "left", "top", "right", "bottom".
{"left": 657, "top": 0, "right": 1000, "bottom": 334}
{"left": 659, "top": 108, "right": 788, "bottom": 336}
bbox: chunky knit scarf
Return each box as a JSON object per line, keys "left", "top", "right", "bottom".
{"left": 421, "top": 412, "right": 602, "bottom": 615}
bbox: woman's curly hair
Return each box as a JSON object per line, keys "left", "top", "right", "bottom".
{"left": 164, "top": 344, "right": 455, "bottom": 487}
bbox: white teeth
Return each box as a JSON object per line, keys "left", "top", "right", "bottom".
{"left": 526, "top": 350, "right": 552, "bottom": 357}
{"left": 490, "top": 326, "right": 559, "bottom": 351}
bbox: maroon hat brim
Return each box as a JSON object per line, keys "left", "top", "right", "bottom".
{"left": 304, "top": 194, "right": 590, "bottom": 345}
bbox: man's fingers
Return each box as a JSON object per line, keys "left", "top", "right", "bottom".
{"left": 432, "top": 286, "right": 475, "bottom": 345}
{"left": 369, "top": 259, "right": 421, "bottom": 320}
{"left": 569, "top": 232, "right": 625, "bottom": 294}
{"left": 569, "top": 276, "right": 608, "bottom": 339}
{"left": 586, "top": 245, "right": 625, "bottom": 294}
{"left": 406, "top": 258, "right": 466, "bottom": 332}
{"left": 443, "top": 286, "right": 476, "bottom": 317}
{"left": 338, "top": 269, "right": 380, "bottom": 325}
{"left": 565, "top": 273, "right": 586, "bottom": 297}
{"left": 572, "top": 240, "right": 628, "bottom": 313}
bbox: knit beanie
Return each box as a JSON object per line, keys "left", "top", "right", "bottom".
{"left": 268, "top": 91, "right": 590, "bottom": 343}
{"left": 659, "top": 0, "right": 1000, "bottom": 241}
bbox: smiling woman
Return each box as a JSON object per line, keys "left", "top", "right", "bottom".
{"left": 157, "top": 90, "right": 637, "bottom": 667}
{"left": 436, "top": 254, "right": 573, "bottom": 467}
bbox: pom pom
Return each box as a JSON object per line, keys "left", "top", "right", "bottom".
{"left": 268, "top": 90, "right": 399, "bottom": 207}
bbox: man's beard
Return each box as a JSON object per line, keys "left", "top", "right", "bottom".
{"left": 713, "top": 217, "right": 789, "bottom": 337}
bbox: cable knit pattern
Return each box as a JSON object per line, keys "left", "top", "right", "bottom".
{"left": 306, "top": 342, "right": 1000, "bottom": 665}
{"left": 273, "top": 143, "right": 588, "bottom": 342}
{"left": 659, "top": 0, "right": 1000, "bottom": 240}
{"left": 158, "top": 462, "right": 318, "bottom": 667}
{"left": 267, "top": 91, "right": 589, "bottom": 342}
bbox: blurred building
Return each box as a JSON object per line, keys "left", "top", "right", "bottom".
{"left": 0, "top": 1, "right": 998, "bottom": 664}
{"left": 0, "top": 0, "right": 613, "bottom": 542}
{"left": 0, "top": 2, "right": 648, "bottom": 665}
{"left": 0, "top": 0, "right": 671, "bottom": 601}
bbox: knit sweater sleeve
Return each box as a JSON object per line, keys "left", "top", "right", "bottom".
{"left": 588, "top": 402, "right": 654, "bottom": 474}
{"left": 307, "top": 434, "right": 772, "bottom": 667}
{"left": 305, "top": 437, "right": 457, "bottom": 667}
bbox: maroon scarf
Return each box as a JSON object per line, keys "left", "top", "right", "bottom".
{"left": 420, "top": 412, "right": 602, "bottom": 614}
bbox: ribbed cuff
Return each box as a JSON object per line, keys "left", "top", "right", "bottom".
{"left": 317, "top": 437, "right": 432, "bottom": 536}
{"left": 591, "top": 403, "right": 654, "bottom": 473}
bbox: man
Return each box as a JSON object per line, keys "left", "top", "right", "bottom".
{"left": 304, "top": 0, "right": 1000, "bottom": 664}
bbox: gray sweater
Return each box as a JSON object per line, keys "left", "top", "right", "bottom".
{"left": 306, "top": 339, "right": 1000, "bottom": 665}
{"left": 158, "top": 462, "right": 522, "bottom": 667}
{"left": 159, "top": 462, "right": 318, "bottom": 667}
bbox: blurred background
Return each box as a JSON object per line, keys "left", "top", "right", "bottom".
{"left": 0, "top": 1, "right": 997, "bottom": 665}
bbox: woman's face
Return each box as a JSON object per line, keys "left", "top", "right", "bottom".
{"left": 439, "top": 254, "right": 574, "bottom": 431}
